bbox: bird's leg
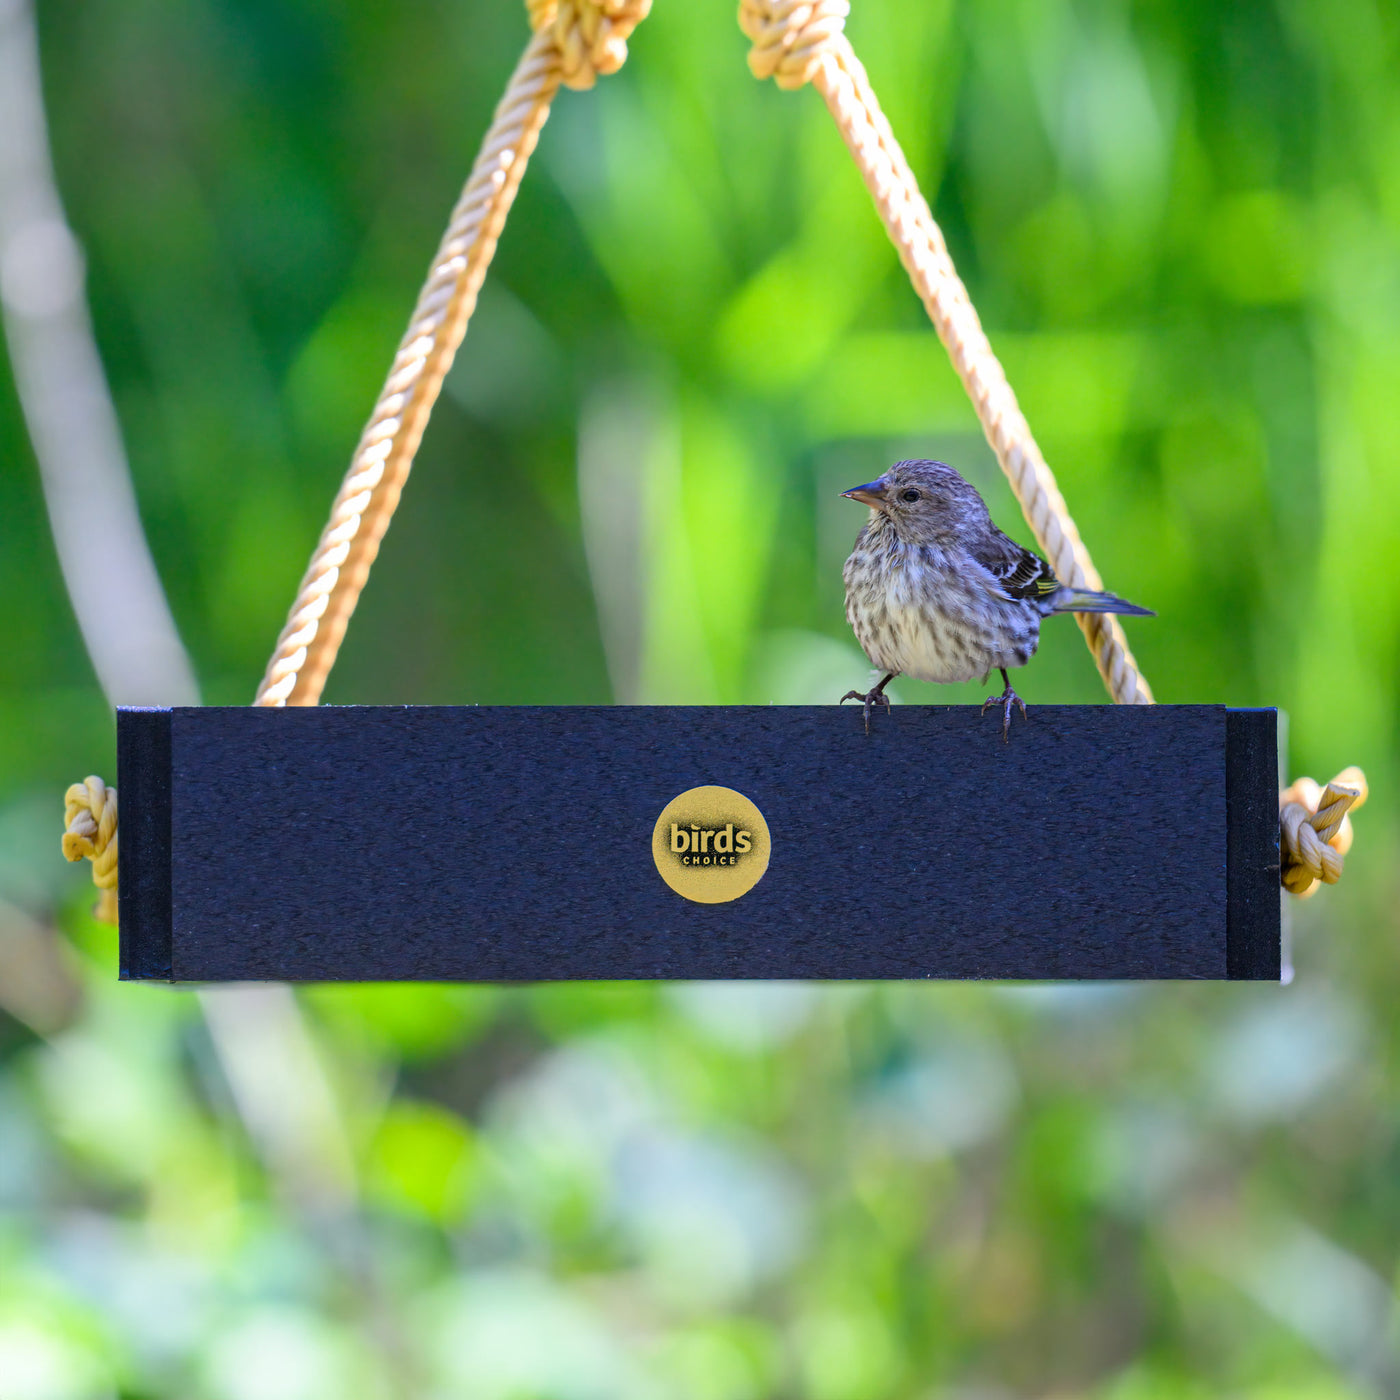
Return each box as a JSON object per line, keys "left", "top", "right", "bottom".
{"left": 841, "top": 672, "right": 896, "bottom": 735}
{"left": 981, "top": 667, "right": 1028, "bottom": 743}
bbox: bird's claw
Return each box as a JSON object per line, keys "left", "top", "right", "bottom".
{"left": 981, "top": 685, "right": 1028, "bottom": 742}
{"left": 841, "top": 687, "right": 892, "bottom": 735}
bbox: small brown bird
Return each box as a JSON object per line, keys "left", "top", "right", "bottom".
{"left": 840, "top": 459, "right": 1153, "bottom": 738}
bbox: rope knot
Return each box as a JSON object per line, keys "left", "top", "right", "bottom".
{"left": 62, "top": 775, "right": 119, "bottom": 924}
{"left": 1280, "top": 766, "right": 1367, "bottom": 897}
{"left": 527, "top": 0, "right": 652, "bottom": 90}
{"left": 739, "top": 0, "right": 848, "bottom": 90}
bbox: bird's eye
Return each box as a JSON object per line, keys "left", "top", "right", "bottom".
{"left": 901, "top": 488, "right": 921, "bottom": 503}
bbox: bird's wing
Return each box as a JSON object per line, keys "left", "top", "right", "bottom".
{"left": 973, "top": 532, "right": 1062, "bottom": 602}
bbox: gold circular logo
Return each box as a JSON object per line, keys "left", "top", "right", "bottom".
{"left": 651, "top": 786, "right": 771, "bottom": 904}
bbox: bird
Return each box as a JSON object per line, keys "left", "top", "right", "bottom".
{"left": 839, "top": 459, "right": 1153, "bottom": 739}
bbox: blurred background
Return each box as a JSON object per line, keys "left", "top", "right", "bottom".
{"left": 3, "top": 0, "right": 1398, "bottom": 1395}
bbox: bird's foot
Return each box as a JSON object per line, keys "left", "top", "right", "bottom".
{"left": 981, "top": 683, "right": 1028, "bottom": 743}
{"left": 841, "top": 687, "right": 892, "bottom": 735}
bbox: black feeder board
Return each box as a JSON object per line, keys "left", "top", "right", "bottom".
{"left": 117, "top": 705, "right": 1281, "bottom": 982}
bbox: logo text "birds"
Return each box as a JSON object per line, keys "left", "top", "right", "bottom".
{"left": 669, "top": 823, "right": 753, "bottom": 866}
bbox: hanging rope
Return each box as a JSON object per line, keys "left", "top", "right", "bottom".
{"left": 740, "top": 0, "right": 1151, "bottom": 705}
{"left": 255, "top": 0, "right": 651, "bottom": 707}
{"left": 62, "top": 776, "right": 118, "bottom": 924}
{"left": 1280, "top": 767, "right": 1367, "bottom": 897}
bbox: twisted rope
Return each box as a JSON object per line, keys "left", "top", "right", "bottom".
{"left": 1280, "top": 767, "right": 1368, "bottom": 898}
{"left": 740, "top": 0, "right": 1151, "bottom": 704}
{"left": 255, "top": 33, "right": 557, "bottom": 706}
{"left": 256, "top": 0, "right": 650, "bottom": 708}
{"left": 62, "top": 775, "right": 118, "bottom": 924}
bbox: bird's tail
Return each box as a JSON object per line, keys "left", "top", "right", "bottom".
{"left": 1051, "top": 587, "right": 1155, "bottom": 617}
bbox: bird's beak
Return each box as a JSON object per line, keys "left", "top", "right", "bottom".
{"left": 842, "top": 480, "right": 887, "bottom": 509}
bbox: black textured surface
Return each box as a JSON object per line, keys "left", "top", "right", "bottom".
{"left": 117, "top": 707, "right": 173, "bottom": 980}
{"left": 113, "top": 704, "right": 1278, "bottom": 982}
{"left": 1226, "top": 708, "right": 1282, "bottom": 980}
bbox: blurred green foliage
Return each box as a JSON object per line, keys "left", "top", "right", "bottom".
{"left": 3, "top": 0, "right": 1400, "bottom": 1396}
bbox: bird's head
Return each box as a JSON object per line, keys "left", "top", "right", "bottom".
{"left": 841, "top": 459, "right": 990, "bottom": 545}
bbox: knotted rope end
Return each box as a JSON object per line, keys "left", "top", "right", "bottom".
{"left": 62, "top": 775, "right": 118, "bottom": 925}
{"left": 1280, "top": 766, "right": 1366, "bottom": 898}
{"left": 739, "top": 0, "right": 849, "bottom": 90}
{"left": 528, "top": 0, "right": 653, "bottom": 90}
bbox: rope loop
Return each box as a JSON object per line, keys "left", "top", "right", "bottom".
{"left": 740, "top": 0, "right": 849, "bottom": 89}
{"left": 527, "top": 0, "right": 652, "bottom": 90}
{"left": 1280, "top": 766, "right": 1367, "bottom": 897}
{"left": 62, "top": 775, "right": 119, "bottom": 924}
